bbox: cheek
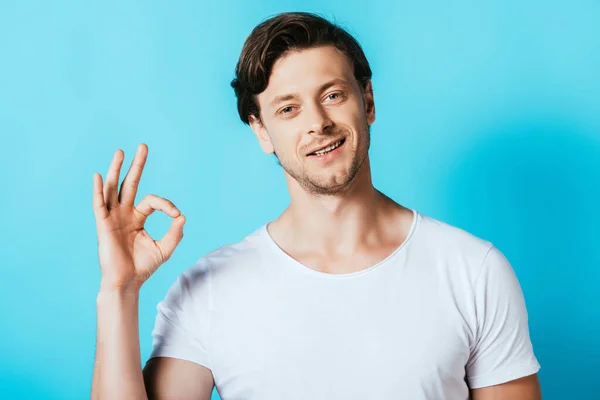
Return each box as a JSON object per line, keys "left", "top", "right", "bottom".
{"left": 270, "top": 127, "right": 303, "bottom": 156}
{"left": 332, "top": 103, "right": 364, "bottom": 128}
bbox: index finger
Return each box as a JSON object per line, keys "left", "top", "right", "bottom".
{"left": 118, "top": 143, "right": 148, "bottom": 206}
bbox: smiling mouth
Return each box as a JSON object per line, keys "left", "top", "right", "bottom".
{"left": 308, "top": 138, "right": 346, "bottom": 157}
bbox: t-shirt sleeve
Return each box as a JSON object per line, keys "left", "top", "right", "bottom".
{"left": 148, "top": 260, "right": 212, "bottom": 370}
{"left": 466, "top": 245, "right": 540, "bottom": 389}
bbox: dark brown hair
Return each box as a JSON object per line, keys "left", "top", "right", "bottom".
{"left": 230, "top": 12, "right": 373, "bottom": 125}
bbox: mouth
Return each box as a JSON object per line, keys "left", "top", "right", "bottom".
{"left": 307, "top": 138, "right": 346, "bottom": 157}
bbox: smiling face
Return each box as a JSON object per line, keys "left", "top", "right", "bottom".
{"left": 249, "top": 45, "right": 375, "bottom": 196}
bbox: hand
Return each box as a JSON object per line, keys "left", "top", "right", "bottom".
{"left": 92, "top": 143, "right": 186, "bottom": 293}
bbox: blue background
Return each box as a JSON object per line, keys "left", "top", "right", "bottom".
{"left": 0, "top": 1, "right": 598, "bottom": 399}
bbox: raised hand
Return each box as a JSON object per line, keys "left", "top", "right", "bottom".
{"left": 92, "top": 143, "right": 186, "bottom": 293}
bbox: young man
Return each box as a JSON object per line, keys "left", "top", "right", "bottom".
{"left": 91, "top": 12, "right": 541, "bottom": 400}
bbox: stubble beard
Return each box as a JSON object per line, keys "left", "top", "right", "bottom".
{"left": 277, "top": 124, "right": 371, "bottom": 197}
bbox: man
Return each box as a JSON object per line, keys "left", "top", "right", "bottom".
{"left": 91, "top": 11, "right": 541, "bottom": 400}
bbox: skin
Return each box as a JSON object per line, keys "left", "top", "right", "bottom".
{"left": 249, "top": 46, "right": 414, "bottom": 274}
{"left": 90, "top": 144, "right": 214, "bottom": 399}
{"left": 91, "top": 44, "right": 541, "bottom": 399}
{"left": 251, "top": 45, "right": 541, "bottom": 397}
{"left": 471, "top": 374, "right": 542, "bottom": 399}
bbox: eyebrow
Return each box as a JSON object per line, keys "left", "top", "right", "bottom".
{"left": 269, "top": 78, "right": 350, "bottom": 108}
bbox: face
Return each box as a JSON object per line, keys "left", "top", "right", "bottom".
{"left": 249, "top": 45, "right": 375, "bottom": 196}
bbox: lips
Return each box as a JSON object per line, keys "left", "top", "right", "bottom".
{"left": 307, "top": 138, "right": 346, "bottom": 156}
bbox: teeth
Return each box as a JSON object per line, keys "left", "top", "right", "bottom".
{"left": 314, "top": 140, "right": 342, "bottom": 156}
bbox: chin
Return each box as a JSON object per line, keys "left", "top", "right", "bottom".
{"left": 307, "top": 169, "right": 356, "bottom": 193}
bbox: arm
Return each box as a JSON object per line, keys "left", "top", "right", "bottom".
{"left": 92, "top": 289, "right": 215, "bottom": 400}
{"left": 143, "top": 357, "right": 214, "bottom": 400}
{"left": 91, "top": 144, "right": 212, "bottom": 399}
{"left": 466, "top": 246, "right": 541, "bottom": 394}
{"left": 143, "top": 264, "right": 216, "bottom": 399}
{"left": 92, "top": 289, "right": 146, "bottom": 399}
{"left": 471, "top": 373, "right": 542, "bottom": 400}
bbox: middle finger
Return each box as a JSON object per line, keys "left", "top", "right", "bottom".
{"left": 103, "top": 149, "right": 124, "bottom": 209}
{"left": 118, "top": 143, "right": 148, "bottom": 207}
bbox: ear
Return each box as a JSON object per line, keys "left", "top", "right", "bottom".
{"left": 249, "top": 115, "right": 275, "bottom": 154}
{"left": 363, "top": 80, "right": 375, "bottom": 125}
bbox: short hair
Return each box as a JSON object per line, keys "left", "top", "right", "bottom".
{"left": 230, "top": 12, "right": 373, "bottom": 125}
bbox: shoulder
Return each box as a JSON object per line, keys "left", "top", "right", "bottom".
{"left": 178, "top": 224, "right": 269, "bottom": 287}
{"left": 415, "top": 212, "right": 494, "bottom": 259}
{"left": 411, "top": 211, "right": 498, "bottom": 284}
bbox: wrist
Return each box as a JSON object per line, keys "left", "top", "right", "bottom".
{"left": 96, "top": 287, "right": 140, "bottom": 309}
{"left": 98, "top": 278, "right": 142, "bottom": 296}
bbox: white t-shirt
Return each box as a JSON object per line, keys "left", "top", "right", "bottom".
{"left": 149, "top": 209, "right": 540, "bottom": 399}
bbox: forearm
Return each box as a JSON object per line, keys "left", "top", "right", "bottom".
{"left": 91, "top": 289, "right": 148, "bottom": 400}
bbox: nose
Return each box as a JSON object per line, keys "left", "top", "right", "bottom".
{"left": 306, "top": 102, "right": 333, "bottom": 135}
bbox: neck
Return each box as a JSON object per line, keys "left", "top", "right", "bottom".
{"left": 274, "top": 157, "right": 404, "bottom": 255}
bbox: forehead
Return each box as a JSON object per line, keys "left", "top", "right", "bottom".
{"left": 259, "top": 45, "right": 356, "bottom": 102}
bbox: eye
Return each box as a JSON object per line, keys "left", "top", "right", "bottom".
{"left": 325, "top": 91, "right": 345, "bottom": 102}
{"left": 279, "top": 106, "right": 295, "bottom": 115}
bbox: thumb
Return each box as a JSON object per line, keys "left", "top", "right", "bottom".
{"left": 157, "top": 215, "right": 186, "bottom": 262}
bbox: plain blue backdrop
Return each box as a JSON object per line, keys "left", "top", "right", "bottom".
{"left": 0, "top": 0, "right": 598, "bottom": 399}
